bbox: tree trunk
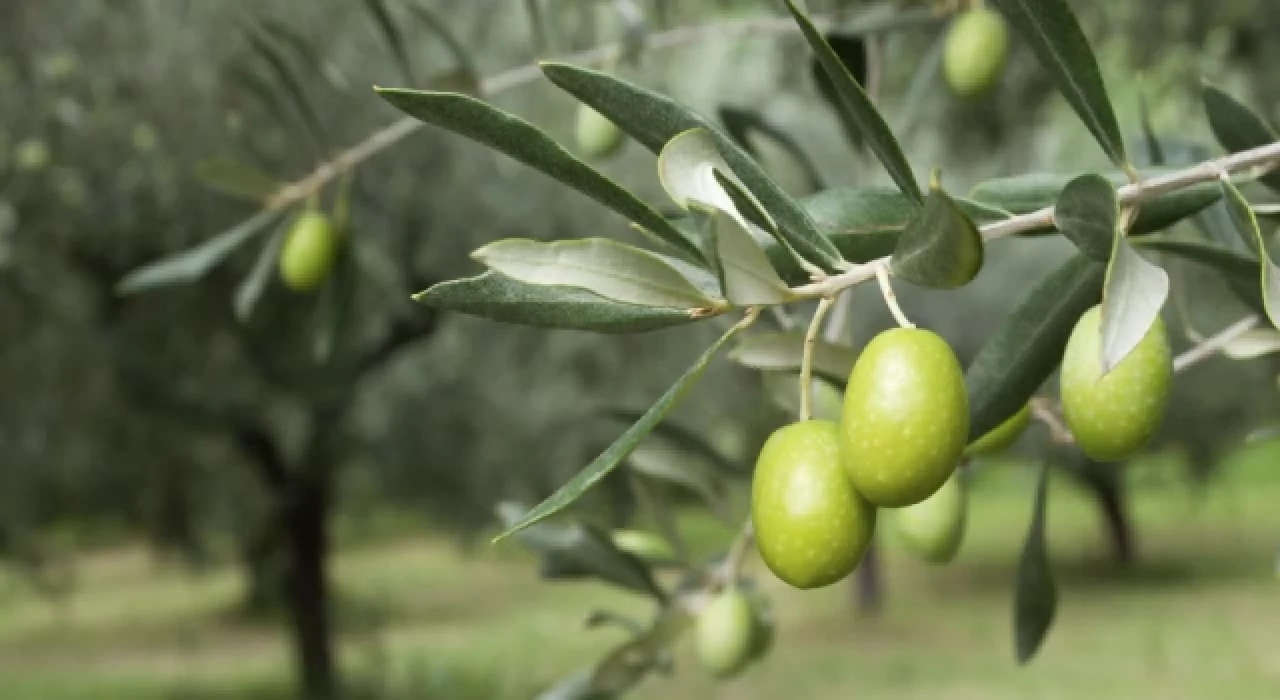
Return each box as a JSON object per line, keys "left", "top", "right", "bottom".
{"left": 284, "top": 472, "right": 337, "bottom": 700}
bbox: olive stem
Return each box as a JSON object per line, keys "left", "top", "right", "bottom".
{"left": 1172, "top": 314, "right": 1261, "bottom": 372}
{"left": 799, "top": 297, "right": 837, "bottom": 422}
{"left": 1029, "top": 396, "right": 1075, "bottom": 446}
{"left": 718, "top": 521, "right": 756, "bottom": 590}
{"left": 874, "top": 263, "right": 915, "bottom": 329}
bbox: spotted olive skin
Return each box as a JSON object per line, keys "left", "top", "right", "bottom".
{"left": 841, "top": 328, "right": 969, "bottom": 507}
{"left": 1060, "top": 306, "right": 1172, "bottom": 462}
{"left": 279, "top": 210, "right": 339, "bottom": 292}
{"left": 891, "top": 472, "right": 966, "bottom": 564}
{"left": 695, "top": 589, "right": 757, "bottom": 678}
{"left": 575, "top": 104, "right": 625, "bottom": 160}
{"left": 944, "top": 7, "right": 1009, "bottom": 98}
{"left": 964, "top": 402, "right": 1032, "bottom": 457}
{"left": 751, "top": 420, "right": 875, "bottom": 590}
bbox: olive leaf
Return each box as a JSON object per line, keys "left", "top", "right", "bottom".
{"left": 589, "top": 608, "right": 691, "bottom": 694}
{"left": 626, "top": 439, "right": 732, "bottom": 521}
{"left": 1221, "top": 329, "right": 1280, "bottom": 360}
{"left": 1013, "top": 462, "right": 1057, "bottom": 664}
{"left": 1220, "top": 179, "right": 1280, "bottom": 329}
{"left": 375, "top": 88, "right": 703, "bottom": 263}
{"left": 890, "top": 182, "right": 984, "bottom": 289}
{"left": 1100, "top": 223, "right": 1169, "bottom": 375}
{"left": 988, "top": 0, "right": 1127, "bottom": 166}
{"left": 729, "top": 331, "right": 857, "bottom": 385}
{"left": 361, "top": 0, "right": 415, "bottom": 85}
{"left": 117, "top": 209, "right": 286, "bottom": 294}
{"left": 1203, "top": 83, "right": 1280, "bottom": 193}
{"left": 604, "top": 409, "right": 748, "bottom": 478}
{"left": 493, "top": 317, "right": 751, "bottom": 540}
{"left": 1053, "top": 174, "right": 1116, "bottom": 261}
{"left": 718, "top": 105, "right": 825, "bottom": 195}
{"left": 705, "top": 208, "right": 796, "bottom": 305}
{"left": 415, "top": 271, "right": 703, "bottom": 334}
{"left": 471, "top": 238, "right": 720, "bottom": 309}
{"left": 194, "top": 157, "right": 281, "bottom": 204}
{"left": 1137, "top": 88, "right": 1165, "bottom": 167}
{"left": 1136, "top": 238, "right": 1265, "bottom": 316}
{"left": 657, "top": 128, "right": 773, "bottom": 235}
{"left": 312, "top": 232, "right": 357, "bottom": 363}
{"left": 234, "top": 217, "right": 289, "bottom": 322}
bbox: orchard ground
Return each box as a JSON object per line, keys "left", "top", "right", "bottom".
{"left": 1, "top": 443, "right": 1279, "bottom": 700}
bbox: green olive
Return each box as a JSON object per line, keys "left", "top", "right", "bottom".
{"left": 964, "top": 402, "right": 1032, "bottom": 457}
{"left": 575, "top": 104, "right": 625, "bottom": 160}
{"left": 695, "top": 588, "right": 757, "bottom": 678}
{"left": 944, "top": 7, "right": 1009, "bottom": 98}
{"left": 610, "top": 529, "right": 675, "bottom": 563}
{"left": 890, "top": 471, "right": 967, "bottom": 564}
{"left": 841, "top": 328, "right": 969, "bottom": 507}
{"left": 1059, "top": 305, "right": 1172, "bottom": 462}
{"left": 278, "top": 210, "right": 339, "bottom": 293}
{"left": 751, "top": 420, "right": 875, "bottom": 589}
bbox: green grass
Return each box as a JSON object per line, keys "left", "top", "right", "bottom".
{"left": 0, "top": 444, "right": 1278, "bottom": 699}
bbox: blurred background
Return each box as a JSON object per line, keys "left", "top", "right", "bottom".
{"left": 1, "top": 0, "right": 1279, "bottom": 698}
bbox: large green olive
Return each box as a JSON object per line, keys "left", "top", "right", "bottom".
{"left": 695, "top": 589, "right": 757, "bottom": 678}
{"left": 751, "top": 420, "right": 875, "bottom": 589}
{"left": 1060, "top": 305, "right": 1172, "bottom": 461}
{"left": 944, "top": 7, "right": 1009, "bottom": 98}
{"left": 890, "top": 471, "right": 966, "bottom": 564}
{"left": 575, "top": 104, "right": 625, "bottom": 160}
{"left": 841, "top": 328, "right": 969, "bottom": 507}
{"left": 964, "top": 402, "right": 1032, "bottom": 457}
{"left": 278, "top": 210, "right": 339, "bottom": 293}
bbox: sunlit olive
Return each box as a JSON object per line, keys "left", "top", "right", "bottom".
{"left": 890, "top": 471, "right": 966, "bottom": 564}
{"left": 278, "top": 210, "right": 339, "bottom": 293}
{"left": 964, "top": 403, "right": 1032, "bottom": 457}
{"left": 841, "top": 328, "right": 969, "bottom": 507}
{"left": 944, "top": 7, "right": 1009, "bottom": 97}
{"left": 695, "top": 588, "right": 756, "bottom": 678}
{"left": 575, "top": 104, "right": 625, "bottom": 160}
{"left": 751, "top": 420, "right": 875, "bottom": 589}
{"left": 1059, "top": 305, "right": 1172, "bottom": 461}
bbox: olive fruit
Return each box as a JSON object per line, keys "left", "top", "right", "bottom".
{"left": 964, "top": 402, "right": 1032, "bottom": 457}
{"left": 695, "top": 589, "right": 757, "bottom": 678}
{"left": 610, "top": 529, "right": 675, "bottom": 563}
{"left": 944, "top": 7, "right": 1009, "bottom": 98}
{"left": 575, "top": 104, "right": 625, "bottom": 160}
{"left": 841, "top": 328, "right": 969, "bottom": 507}
{"left": 1059, "top": 305, "right": 1172, "bottom": 462}
{"left": 890, "top": 471, "right": 967, "bottom": 564}
{"left": 278, "top": 210, "right": 339, "bottom": 293}
{"left": 751, "top": 420, "right": 875, "bottom": 589}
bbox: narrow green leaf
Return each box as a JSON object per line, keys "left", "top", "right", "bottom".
{"left": 782, "top": 0, "right": 922, "bottom": 204}
{"left": 627, "top": 441, "right": 731, "bottom": 521}
{"left": 729, "top": 331, "right": 857, "bottom": 385}
{"left": 707, "top": 208, "right": 795, "bottom": 305}
{"left": 313, "top": 233, "right": 357, "bottom": 363}
{"left": 1013, "top": 462, "right": 1057, "bottom": 664}
{"left": 1221, "top": 329, "right": 1280, "bottom": 360}
{"left": 362, "top": 0, "right": 416, "bottom": 85}
{"left": 472, "top": 238, "right": 718, "bottom": 309}
{"left": 987, "top": 0, "right": 1127, "bottom": 165}
{"left": 811, "top": 31, "right": 868, "bottom": 153}
{"left": 890, "top": 184, "right": 983, "bottom": 288}
{"left": 657, "top": 129, "right": 773, "bottom": 234}
{"left": 194, "top": 157, "right": 281, "bottom": 204}
{"left": 1137, "top": 89, "right": 1165, "bottom": 166}
{"left": 376, "top": 88, "right": 703, "bottom": 263}
{"left": 1101, "top": 219, "right": 1169, "bottom": 375}
{"left": 965, "top": 254, "right": 1105, "bottom": 441}
{"left": 494, "top": 318, "right": 751, "bottom": 540}
{"left": 1053, "top": 174, "right": 1116, "bottom": 261}
{"left": 416, "top": 271, "right": 704, "bottom": 334}
{"left": 539, "top": 62, "right": 843, "bottom": 270}
{"left": 718, "top": 105, "right": 825, "bottom": 195}
{"left": 590, "top": 608, "right": 691, "bottom": 694}
{"left": 1138, "top": 238, "right": 1265, "bottom": 316}
{"left": 523, "top": 0, "right": 550, "bottom": 54}
{"left": 1220, "top": 179, "right": 1280, "bottom": 329}
{"left": 234, "top": 217, "right": 288, "bottom": 322}
{"left": 243, "top": 21, "right": 329, "bottom": 154}
{"left": 604, "top": 409, "right": 748, "bottom": 478}
{"left": 117, "top": 209, "right": 285, "bottom": 294}
{"left": 1203, "top": 84, "right": 1280, "bottom": 192}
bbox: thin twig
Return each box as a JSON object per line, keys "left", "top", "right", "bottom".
{"left": 799, "top": 297, "right": 836, "bottom": 421}
{"left": 1030, "top": 396, "right": 1075, "bottom": 446}
{"left": 874, "top": 262, "right": 915, "bottom": 328}
{"left": 1173, "top": 314, "right": 1261, "bottom": 372}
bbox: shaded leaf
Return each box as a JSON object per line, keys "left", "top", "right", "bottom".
{"left": 312, "top": 232, "right": 356, "bottom": 363}
{"left": 1221, "top": 329, "right": 1280, "bottom": 359}
{"left": 540, "top": 62, "right": 843, "bottom": 270}
{"left": 494, "top": 318, "right": 752, "bottom": 539}
{"left": 1137, "top": 88, "right": 1164, "bottom": 166}
{"left": 1013, "top": 462, "right": 1057, "bottom": 664}
{"left": 194, "top": 157, "right": 281, "bottom": 204}
{"left": 472, "top": 238, "right": 718, "bottom": 309}
{"left": 1100, "top": 219, "right": 1169, "bottom": 374}
{"left": 405, "top": 4, "right": 480, "bottom": 89}
{"left": 783, "top": 0, "right": 922, "bottom": 204}
{"left": 590, "top": 608, "right": 691, "bottom": 694}
{"left": 760, "top": 372, "right": 844, "bottom": 422}
{"left": 1220, "top": 179, "right": 1280, "bottom": 329}
{"left": 1135, "top": 237, "right": 1264, "bottom": 315}
{"left": 656, "top": 129, "right": 771, "bottom": 234}
{"left": 243, "top": 20, "right": 329, "bottom": 154}
{"left": 890, "top": 184, "right": 983, "bottom": 288}
{"left": 1203, "top": 84, "right": 1280, "bottom": 192}
{"left": 258, "top": 18, "right": 351, "bottom": 92}
{"left": 988, "top": 0, "right": 1126, "bottom": 165}
{"left": 706, "top": 208, "right": 795, "bottom": 305}
{"left": 117, "top": 209, "right": 285, "bottom": 294}
{"left": 1053, "top": 174, "right": 1116, "bottom": 261}
{"left": 604, "top": 409, "right": 748, "bottom": 478}
{"left": 376, "top": 88, "right": 703, "bottom": 263}
{"left": 729, "top": 331, "right": 856, "bottom": 385}
{"left": 234, "top": 217, "right": 287, "bottom": 322}
{"left": 718, "top": 105, "right": 824, "bottom": 195}
{"left": 626, "top": 441, "right": 731, "bottom": 520}
{"left": 362, "top": 0, "right": 415, "bottom": 85}
{"left": 812, "top": 32, "right": 867, "bottom": 153}
{"left": 965, "top": 254, "right": 1105, "bottom": 441}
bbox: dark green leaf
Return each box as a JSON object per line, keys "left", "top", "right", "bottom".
{"left": 591, "top": 608, "right": 691, "bottom": 694}
{"left": 729, "top": 331, "right": 857, "bottom": 385}
{"left": 416, "top": 271, "right": 704, "bottom": 333}
{"left": 313, "top": 232, "right": 356, "bottom": 363}
{"left": 234, "top": 217, "right": 287, "bottom": 322}
{"left": 891, "top": 185, "right": 983, "bottom": 288}
{"left": 117, "top": 209, "right": 285, "bottom": 294}
{"left": 1137, "top": 89, "right": 1164, "bottom": 166}
{"left": 193, "top": 157, "right": 281, "bottom": 204}
{"left": 812, "top": 32, "right": 867, "bottom": 153}
{"left": 1203, "top": 84, "right": 1280, "bottom": 192}
{"left": 494, "top": 319, "right": 751, "bottom": 539}
{"left": 539, "top": 62, "right": 843, "bottom": 271}
{"left": 718, "top": 105, "right": 825, "bottom": 194}
{"left": 362, "top": 0, "right": 415, "bottom": 85}
{"left": 1220, "top": 180, "right": 1280, "bottom": 328}
{"left": 965, "top": 254, "right": 1105, "bottom": 441}
{"left": 1053, "top": 174, "right": 1116, "bottom": 261}
{"left": 376, "top": 88, "right": 703, "bottom": 263}
{"left": 1013, "top": 462, "right": 1057, "bottom": 664}
{"left": 783, "top": 0, "right": 922, "bottom": 204}
{"left": 988, "top": 0, "right": 1127, "bottom": 165}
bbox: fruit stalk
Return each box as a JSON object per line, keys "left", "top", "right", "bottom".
{"left": 1172, "top": 314, "right": 1261, "bottom": 372}
{"left": 874, "top": 262, "right": 915, "bottom": 328}
{"left": 799, "top": 296, "right": 836, "bottom": 421}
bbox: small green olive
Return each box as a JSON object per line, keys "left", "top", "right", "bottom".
{"left": 890, "top": 471, "right": 967, "bottom": 564}
{"left": 964, "top": 403, "right": 1032, "bottom": 457}
{"left": 575, "top": 104, "right": 625, "bottom": 160}
{"left": 610, "top": 529, "right": 675, "bottom": 563}
{"left": 944, "top": 7, "right": 1009, "bottom": 98}
{"left": 841, "top": 328, "right": 969, "bottom": 507}
{"left": 1059, "top": 305, "right": 1172, "bottom": 462}
{"left": 751, "top": 420, "right": 875, "bottom": 590}
{"left": 695, "top": 589, "right": 757, "bottom": 679}
{"left": 278, "top": 210, "right": 339, "bottom": 293}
